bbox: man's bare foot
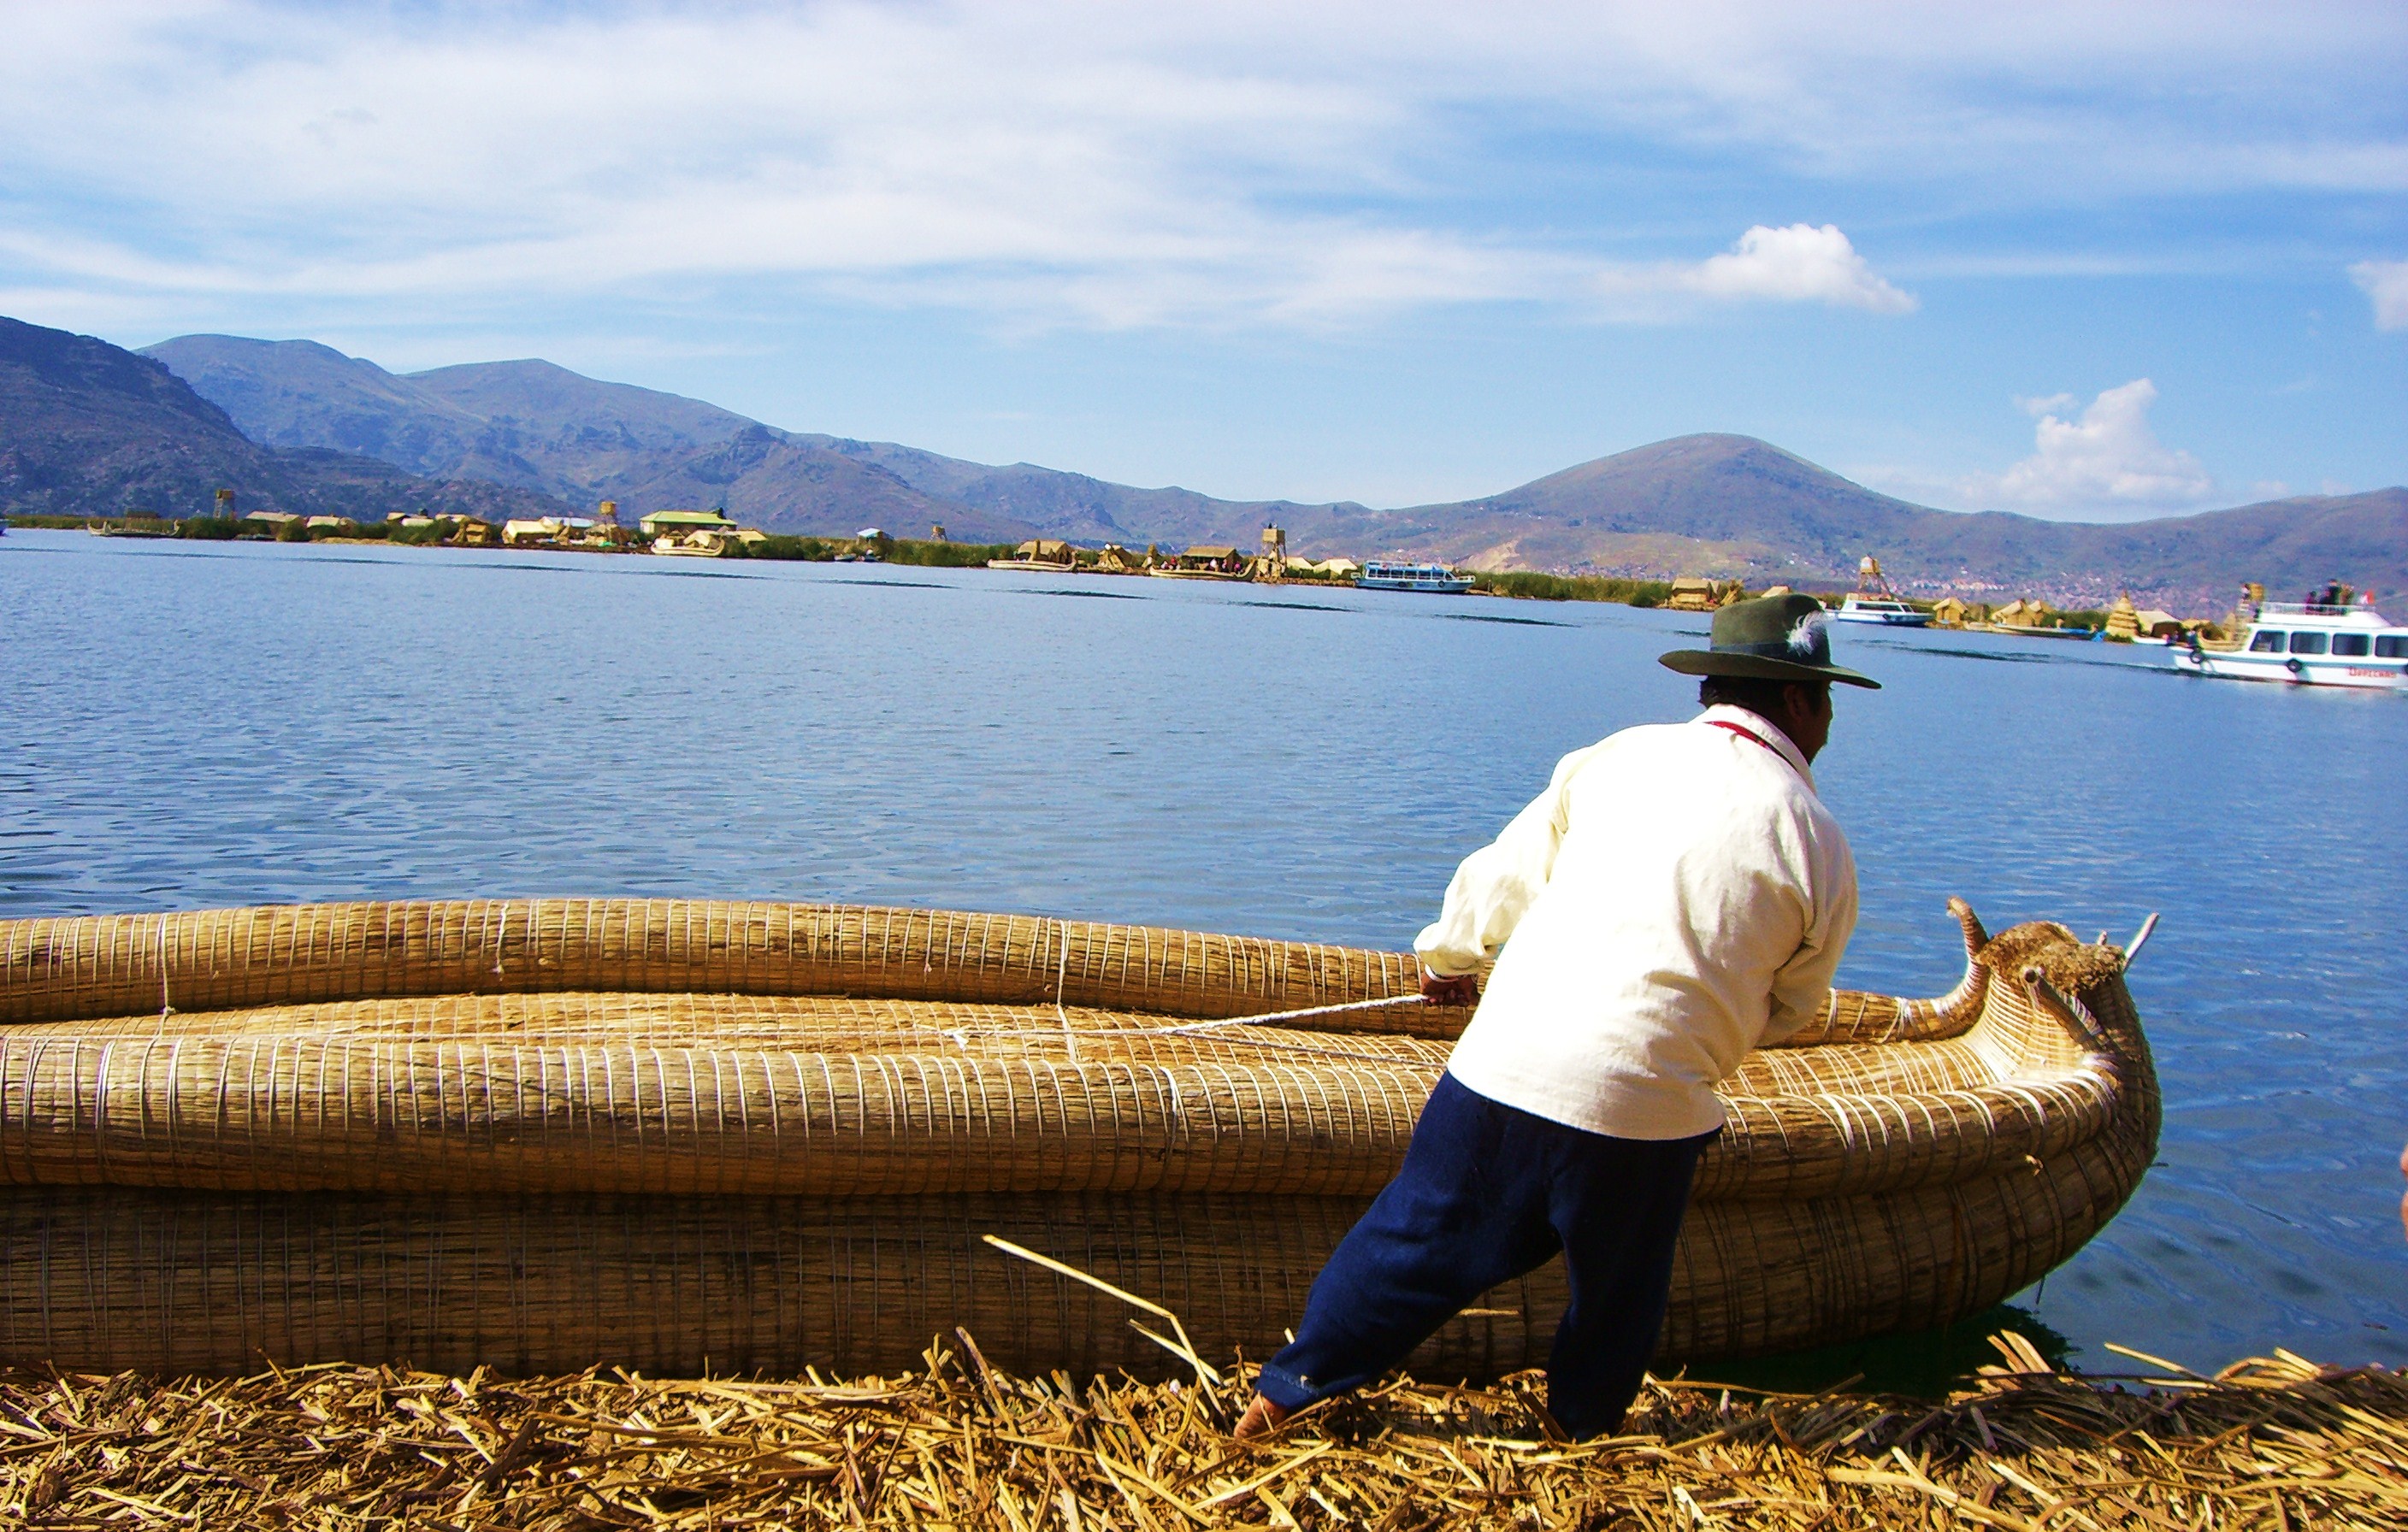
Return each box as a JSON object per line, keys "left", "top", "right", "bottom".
{"left": 1232, "top": 1394, "right": 1292, "bottom": 1440}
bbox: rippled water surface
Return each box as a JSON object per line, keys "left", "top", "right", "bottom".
{"left": 6, "top": 528, "right": 2404, "bottom": 1369}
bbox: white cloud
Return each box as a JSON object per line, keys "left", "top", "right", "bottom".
{"left": 1593, "top": 224, "right": 1915, "bottom": 315}
{"left": 0, "top": 3, "right": 2394, "bottom": 335}
{"left": 2352, "top": 260, "right": 2408, "bottom": 329}
{"left": 1960, "top": 380, "right": 2217, "bottom": 519}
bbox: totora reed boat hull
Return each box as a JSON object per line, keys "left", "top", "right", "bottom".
{"left": 0, "top": 898, "right": 2156, "bottom": 1377}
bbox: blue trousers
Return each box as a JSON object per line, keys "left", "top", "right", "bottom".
{"left": 1256, "top": 1071, "right": 1713, "bottom": 1439}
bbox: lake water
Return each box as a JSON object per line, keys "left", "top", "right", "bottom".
{"left": 4, "top": 527, "right": 2403, "bottom": 1374}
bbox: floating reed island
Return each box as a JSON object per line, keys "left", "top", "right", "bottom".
{"left": 0, "top": 895, "right": 2157, "bottom": 1382}
{"left": 3, "top": 1341, "right": 2401, "bottom": 1527}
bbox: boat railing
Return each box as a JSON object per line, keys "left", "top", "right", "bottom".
{"left": 2253, "top": 601, "right": 2384, "bottom": 621}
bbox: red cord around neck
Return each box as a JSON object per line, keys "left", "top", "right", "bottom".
{"left": 1705, "top": 718, "right": 1797, "bottom": 772}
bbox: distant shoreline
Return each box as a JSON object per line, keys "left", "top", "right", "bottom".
{"left": 9, "top": 516, "right": 2136, "bottom": 628}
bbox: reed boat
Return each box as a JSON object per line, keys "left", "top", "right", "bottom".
{"left": 0, "top": 898, "right": 2156, "bottom": 1379}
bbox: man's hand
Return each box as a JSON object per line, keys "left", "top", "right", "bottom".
{"left": 1421, "top": 969, "right": 1480, "bottom": 1007}
{"left": 1232, "top": 1394, "right": 1291, "bottom": 1441}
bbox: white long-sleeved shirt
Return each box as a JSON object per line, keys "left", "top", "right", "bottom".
{"left": 1415, "top": 704, "right": 1858, "bottom": 1140}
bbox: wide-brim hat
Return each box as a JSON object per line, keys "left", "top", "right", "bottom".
{"left": 1659, "top": 593, "right": 1880, "bottom": 688}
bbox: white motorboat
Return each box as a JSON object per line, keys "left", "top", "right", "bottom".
{"left": 1832, "top": 556, "right": 1930, "bottom": 626}
{"left": 2175, "top": 591, "right": 2408, "bottom": 690}
{"left": 1834, "top": 593, "right": 1932, "bottom": 628}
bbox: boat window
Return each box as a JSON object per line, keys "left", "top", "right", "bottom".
{"left": 2330, "top": 633, "right": 2370, "bottom": 657}
{"left": 2379, "top": 636, "right": 2408, "bottom": 659}
{"left": 2249, "top": 631, "right": 2286, "bottom": 652}
{"left": 2288, "top": 632, "right": 2328, "bottom": 655}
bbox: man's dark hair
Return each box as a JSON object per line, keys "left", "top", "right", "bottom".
{"left": 1698, "top": 675, "right": 1825, "bottom": 716}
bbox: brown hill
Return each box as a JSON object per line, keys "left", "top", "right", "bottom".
{"left": 2, "top": 319, "right": 568, "bottom": 522}
{"left": 1229, "top": 437, "right": 2405, "bottom": 610}
{"left": 617, "top": 426, "right": 1036, "bottom": 542}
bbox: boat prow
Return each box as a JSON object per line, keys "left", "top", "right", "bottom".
{"left": 0, "top": 897, "right": 2157, "bottom": 1376}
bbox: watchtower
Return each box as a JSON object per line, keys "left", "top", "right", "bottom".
{"left": 1259, "top": 523, "right": 1288, "bottom": 583}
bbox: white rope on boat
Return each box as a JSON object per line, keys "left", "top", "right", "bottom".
{"left": 1052, "top": 918, "right": 1077, "bottom": 1064}
{"left": 1160, "top": 993, "right": 1437, "bottom": 1034}
{"left": 935, "top": 991, "right": 1448, "bottom": 1068}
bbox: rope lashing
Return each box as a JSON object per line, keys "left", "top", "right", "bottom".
{"left": 935, "top": 991, "right": 1448, "bottom": 1068}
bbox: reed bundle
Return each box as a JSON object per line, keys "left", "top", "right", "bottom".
{"left": 0, "top": 990, "right": 2103, "bottom": 1201}
{"left": 0, "top": 896, "right": 2159, "bottom": 1376}
{"left": 0, "top": 1341, "right": 2397, "bottom": 1529}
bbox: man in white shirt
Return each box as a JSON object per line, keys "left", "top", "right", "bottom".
{"left": 1236, "top": 593, "right": 1877, "bottom": 1440}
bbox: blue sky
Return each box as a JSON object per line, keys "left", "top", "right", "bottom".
{"left": 1, "top": 2, "right": 2401, "bottom": 518}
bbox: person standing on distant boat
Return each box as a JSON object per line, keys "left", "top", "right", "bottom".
{"left": 1236, "top": 593, "right": 1879, "bottom": 1441}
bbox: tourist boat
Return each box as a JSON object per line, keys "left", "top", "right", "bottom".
{"left": 2175, "top": 594, "right": 2408, "bottom": 688}
{"left": 0, "top": 896, "right": 2155, "bottom": 1378}
{"left": 1832, "top": 555, "right": 1930, "bottom": 627}
{"left": 1357, "top": 560, "right": 1474, "bottom": 593}
{"left": 1833, "top": 594, "right": 1930, "bottom": 628}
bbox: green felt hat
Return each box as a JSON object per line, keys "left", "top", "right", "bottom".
{"left": 1659, "top": 593, "right": 1881, "bottom": 688}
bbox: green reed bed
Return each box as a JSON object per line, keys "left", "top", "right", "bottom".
{"left": 1469, "top": 571, "right": 1677, "bottom": 606}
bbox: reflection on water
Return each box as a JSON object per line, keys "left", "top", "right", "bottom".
{"left": 1698, "top": 1303, "right": 2075, "bottom": 1398}
{"left": 3, "top": 529, "right": 2403, "bottom": 1370}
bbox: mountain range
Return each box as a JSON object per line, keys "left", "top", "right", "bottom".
{"left": 139, "top": 333, "right": 2405, "bottom": 610}
{"left": 5, "top": 315, "right": 2395, "bottom": 613}
{"left": 0, "top": 319, "right": 569, "bottom": 526}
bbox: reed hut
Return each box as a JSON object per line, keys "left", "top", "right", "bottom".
{"left": 2104, "top": 593, "right": 2141, "bottom": 640}
{"left": 1148, "top": 546, "right": 1250, "bottom": 580}
{"left": 1666, "top": 577, "right": 1720, "bottom": 611}
{"left": 1989, "top": 598, "right": 2057, "bottom": 629}
{"left": 639, "top": 510, "right": 739, "bottom": 539}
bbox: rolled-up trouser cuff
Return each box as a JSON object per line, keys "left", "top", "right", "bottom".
{"left": 1252, "top": 1361, "right": 1325, "bottom": 1412}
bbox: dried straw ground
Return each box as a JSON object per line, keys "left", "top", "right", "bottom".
{"left": 0, "top": 1335, "right": 2398, "bottom": 1529}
